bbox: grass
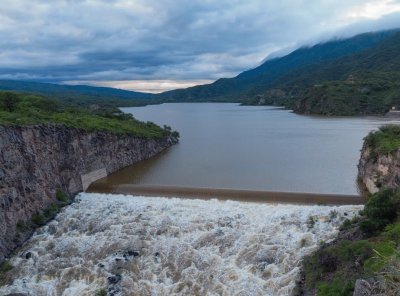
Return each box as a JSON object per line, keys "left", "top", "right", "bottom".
{"left": 365, "top": 125, "right": 400, "bottom": 156}
{"left": 302, "top": 189, "right": 400, "bottom": 295}
{"left": 317, "top": 277, "right": 354, "bottom": 296}
{"left": 0, "top": 91, "right": 179, "bottom": 139}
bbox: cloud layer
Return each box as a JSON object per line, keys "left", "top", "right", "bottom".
{"left": 1, "top": 0, "right": 400, "bottom": 92}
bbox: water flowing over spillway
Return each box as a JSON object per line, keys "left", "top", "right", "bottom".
{"left": 0, "top": 193, "right": 362, "bottom": 296}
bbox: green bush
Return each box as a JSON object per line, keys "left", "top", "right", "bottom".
{"left": 317, "top": 277, "right": 354, "bottom": 296}
{"left": 0, "top": 261, "right": 13, "bottom": 273}
{"left": 31, "top": 213, "right": 45, "bottom": 226}
{"left": 16, "top": 220, "right": 28, "bottom": 232}
{"left": 303, "top": 240, "right": 373, "bottom": 288}
{"left": 56, "top": 189, "right": 69, "bottom": 203}
{"left": 95, "top": 288, "right": 107, "bottom": 296}
{"left": 43, "top": 204, "right": 59, "bottom": 219}
{"left": 339, "top": 218, "right": 353, "bottom": 231}
{"left": 307, "top": 216, "right": 316, "bottom": 229}
{"left": 384, "top": 222, "right": 400, "bottom": 244}
{"left": 18, "top": 95, "right": 60, "bottom": 113}
{"left": 334, "top": 240, "right": 373, "bottom": 262}
{"left": 0, "top": 92, "right": 20, "bottom": 112}
{"left": 360, "top": 189, "right": 400, "bottom": 235}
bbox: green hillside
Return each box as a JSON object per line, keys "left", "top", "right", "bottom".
{"left": 0, "top": 80, "right": 155, "bottom": 107}
{"left": 243, "top": 31, "right": 400, "bottom": 115}
{"left": 155, "top": 30, "right": 397, "bottom": 104}
{"left": 0, "top": 91, "right": 176, "bottom": 139}
{"left": 2, "top": 30, "right": 399, "bottom": 116}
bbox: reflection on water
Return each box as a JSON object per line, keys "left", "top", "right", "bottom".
{"left": 92, "top": 103, "right": 400, "bottom": 195}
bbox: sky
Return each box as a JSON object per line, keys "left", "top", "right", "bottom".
{"left": 1, "top": 0, "right": 400, "bottom": 93}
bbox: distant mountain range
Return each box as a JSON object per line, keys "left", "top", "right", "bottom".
{"left": 1, "top": 28, "right": 400, "bottom": 115}
{"left": 155, "top": 30, "right": 399, "bottom": 104}
{"left": 0, "top": 80, "right": 154, "bottom": 106}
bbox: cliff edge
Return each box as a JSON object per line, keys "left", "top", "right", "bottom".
{"left": 358, "top": 125, "right": 400, "bottom": 194}
{"left": 0, "top": 124, "right": 178, "bottom": 262}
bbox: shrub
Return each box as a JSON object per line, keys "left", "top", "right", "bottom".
{"left": 0, "top": 92, "right": 20, "bottom": 112}
{"left": 307, "top": 216, "right": 316, "bottom": 229}
{"left": 16, "top": 220, "right": 28, "bottom": 232}
{"left": 334, "top": 240, "right": 373, "bottom": 263}
{"left": 56, "top": 189, "right": 69, "bottom": 203}
{"left": 384, "top": 222, "right": 400, "bottom": 244}
{"left": 318, "top": 250, "right": 338, "bottom": 272}
{"left": 329, "top": 210, "right": 339, "bottom": 219}
{"left": 317, "top": 277, "right": 354, "bottom": 296}
{"left": 360, "top": 189, "right": 400, "bottom": 235}
{"left": 0, "top": 92, "right": 173, "bottom": 139}
{"left": 0, "top": 261, "right": 13, "bottom": 273}
{"left": 31, "top": 213, "right": 45, "bottom": 226}
{"left": 339, "top": 218, "right": 353, "bottom": 231}
{"left": 43, "top": 204, "right": 59, "bottom": 218}
{"left": 18, "top": 95, "right": 60, "bottom": 113}
{"left": 172, "top": 130, "right": 180, "bottom": 139}
{"left": 95, "top": 288, "right": 107, "bottom": 296}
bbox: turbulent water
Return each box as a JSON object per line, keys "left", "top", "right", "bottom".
{"left": 0, "top": 193, "right": 362, "bottom": 296}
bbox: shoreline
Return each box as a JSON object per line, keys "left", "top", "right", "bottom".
{"left": 88, "top": 184, "right": 365, "bottom": 205}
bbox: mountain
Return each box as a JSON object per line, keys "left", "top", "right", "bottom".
{"left": 156, "top": 30, "right": 399, "bottom": 103}
{"left": 0, "top": 80, "right": 154, "bottom": 106}
{"left": 3, "top": 29, "right": 399, "bottom": 114}
{"left": 287, "top": 32, "right": 400, "bottom": 115}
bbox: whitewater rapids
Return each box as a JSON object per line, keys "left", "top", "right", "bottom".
{"left": 0, "top": 193, "right": 362, "bottom": 296}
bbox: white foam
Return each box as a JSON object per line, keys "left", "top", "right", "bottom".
{"left": 0, "top": 193, "right": 362, "bottom": 296}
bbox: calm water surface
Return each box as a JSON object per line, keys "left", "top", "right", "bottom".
{"left": 95, "top": 103, "right": 400, "bottom": 194}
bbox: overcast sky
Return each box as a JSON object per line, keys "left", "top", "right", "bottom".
{"left": 1, "top": 0, "right": 400, "bottom": 93}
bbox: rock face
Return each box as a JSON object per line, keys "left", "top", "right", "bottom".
{"left": 0, "top": 124, "right": 178, "bottom": 261}
{"left": 353, "top": 278, "right": 385, "bottom": 296}
{"left": 358, "top": 142, "right": 400, "bottom": 194}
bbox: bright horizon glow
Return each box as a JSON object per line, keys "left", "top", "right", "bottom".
{"left": 63, "top": 79, "right": 214, "bottom": 93}
{"left": 1, "top": 0, "right": 400, "bottom": 92}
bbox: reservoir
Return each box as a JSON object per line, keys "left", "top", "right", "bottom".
{"left": 91, "top": 103, "right": 399, "bottom": 195}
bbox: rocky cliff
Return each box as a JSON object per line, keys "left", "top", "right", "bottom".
{"left": 358, "top": 141, "right": 400, "bottom": 194}
{"left": 0, "top": 124, "right": 178, "bottom": 262}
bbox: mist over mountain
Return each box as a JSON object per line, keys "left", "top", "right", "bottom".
{"left": 154, "top": 29, "right": 399, "bottom": 104}
{"left": 1, "top": 28, "right": 400, "bottom": 114}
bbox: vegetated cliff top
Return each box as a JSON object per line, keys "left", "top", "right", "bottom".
{"left": 299, "top": 126, "right": 400, "bottom": 294}
{"left": 0, "top": 91, "right": 178, "bottom": 139}
{"left": 365, "top": 125, "right": 400, "bottom": 155}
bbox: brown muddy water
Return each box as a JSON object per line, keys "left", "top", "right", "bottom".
{"left": 90, "top": 103, "right": 400, "bottom": 197}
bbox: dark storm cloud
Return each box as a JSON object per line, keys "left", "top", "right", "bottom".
{"left": 1, "top": 0, "right": 400, "bottom": 91}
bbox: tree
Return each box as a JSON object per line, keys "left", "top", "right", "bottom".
{"left": 0, "top": 92, "right": 20, "bottom": 112}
